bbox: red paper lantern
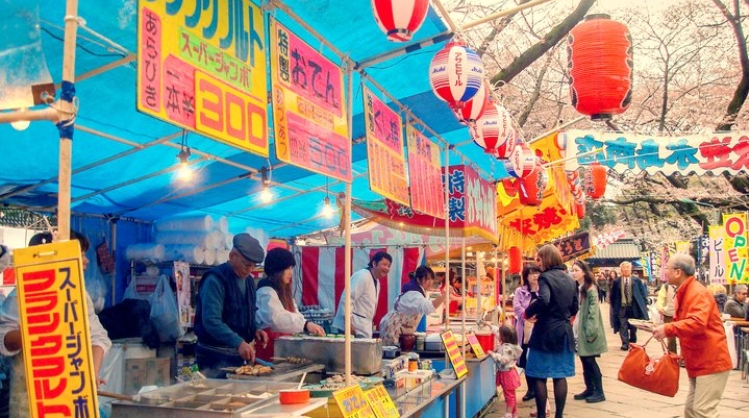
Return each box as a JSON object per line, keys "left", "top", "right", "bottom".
{"left": 429, "top": 41, "right": 484, "bottom": 109}
{"left": 575, "top": 201, "right": 586, "bottom": 219}
{"left": 519, "top": 164, "right": 548, "bottom": 206}
{"left": 508, "top": 246, "right": 522, "bottom": 274}
{"left": 457, "top": 81, "right": 490, "bottom": 125}
{"left": 583, "top": 163, "right": 607, "bottom": 199}
{"left": 495, "top": 131, "right": 517, "bottom": 160}
{"left": 371, "top": 0, "right": 430, "bottom": 42}
{"left": 473, "top": 103, "right": 512, "bottom": 153}
{"left": 568, "top": 14, "right": 633, "bottom": 120}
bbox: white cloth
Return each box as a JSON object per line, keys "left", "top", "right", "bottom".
{"left": 255, "top": 286, "right": 306, "bottom": 334}
{"left": 332, "top": 268, "right": 380, "bottom": 338}
{"left": 0, "top": 289, "right": 111, "bottom": 417}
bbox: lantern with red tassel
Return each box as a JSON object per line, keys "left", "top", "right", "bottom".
{"left": 508, "top": 246, "right": 522, "bottom": 274}
{"left": 583, "top": 163, "right": 607, "bottom": 199}
{"left": 495, "top": 131, "right": 517, "bottom": 160}
{"left": 429, "top": 40, "right": 484, "bottom": 109}
{"left": 567, "top": 14, "right": 633, "bottom": 120}
{"left": 473, "top": 103, "right": 512, "bottom": 153}
{"left": 457, "top": 81, "right": 490, "bottom": 125}
{"left": 371, "top": 0, "right": 430, "bottom": 42}
{"left": 575, "top": 200, "right": 586, "bottom": 219}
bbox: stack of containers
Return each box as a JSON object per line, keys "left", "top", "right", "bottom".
{"left": 125, "top": 215, "right": 233, "bottom": 265}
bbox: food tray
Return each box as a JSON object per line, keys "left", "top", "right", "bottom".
{"left": 111, "top": 379, "right": 297, "bottom": 418}
{"left": 275, "top": 336, "right": 382, "bottom": 375}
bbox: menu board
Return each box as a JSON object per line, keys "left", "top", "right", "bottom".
{"left": 364, "top": 385, "right": 400, "bottom": 418}
{"left": 441, "top": 330, "right": 468, "bottom": 378}
{"left": 333, "top": 385, "right": 375, "bottom": 418}
{"left": 466, "top": 333, "right": 486, "bottom": 358}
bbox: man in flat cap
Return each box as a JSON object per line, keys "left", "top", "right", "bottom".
{"left": 194, "top": 233, "right": 268, "bottom": 377}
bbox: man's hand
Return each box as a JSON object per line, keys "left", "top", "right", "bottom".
{"left": 238, "top": 341, "right": 256, "bottom": 362}
{"left": 255, "top": 329, "right": 269, "bottom": 348}
{"left": 652, "top": 324, "right": 666, "bottom": 342}
{"left": 305, "top": 322, "right": 326, "bottom": 337}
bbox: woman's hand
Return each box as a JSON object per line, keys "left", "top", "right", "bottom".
{"left": 306, "top": 321, "right": 326, "bottom": 336}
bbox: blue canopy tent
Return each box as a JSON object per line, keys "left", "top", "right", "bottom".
{"left": 0, "top": 0, "right": 510, "bottom": 237}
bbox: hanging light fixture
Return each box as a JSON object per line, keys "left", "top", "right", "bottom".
{"left": 176, "top": 131, "right": 192, "bottom": 181}
{"left": 322, "top": 177, "right": 335, "bottom": 218}
{"left": 10, "top": 108, "right": 30, "bottom": 131}
{"left": 259, "top": 166, "right": 273, "bottom": 203}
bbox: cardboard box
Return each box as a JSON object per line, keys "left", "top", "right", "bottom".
{"left": 124, "top": 357, "right": 171, "bottom": 395}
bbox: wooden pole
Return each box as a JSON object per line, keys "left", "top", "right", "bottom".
{"left": 461, "top": 0, "right": 556, "bottom": 30}
{"left": 57, "top": 0, "right": 80, "bottom": 240}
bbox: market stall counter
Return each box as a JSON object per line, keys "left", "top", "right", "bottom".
{"left": 111, "top": 379, "right": 326, "bottom": 417}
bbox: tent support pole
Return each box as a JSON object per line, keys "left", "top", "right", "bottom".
{"left": 460, "top": 237, "right": 467, "bottom": 418}
{"left": 344, "top": 66, "right": 354, "bottom": 387}
{"left": 461, "top": 0, "right": 556, "bottom": 30}
{"left": 57, "top": 0, "right": 80, "bottom": 240}
{"left": 443, "top": 144, "right": 450, "bottom": 418}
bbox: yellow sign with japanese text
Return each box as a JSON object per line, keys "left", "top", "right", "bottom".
{"left": 441, "top": 330, "right": 468, "bottom": 378}
{"left": 364, "top": 385, "right": 400, "bottom": 418}
{"left": 333, "top": 384, "right": 375, "bottom": 418}
{"left": 137, "top": 0, "right": 268, "bottom": 156}
{"left": 14, "top": 241, "right": 99, "bottom": 418}
{"left": 270, "top": 21, "right": 351, "bottom": 182}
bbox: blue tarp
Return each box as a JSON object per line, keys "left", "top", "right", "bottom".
{"left": 0, "top": 0, "right": 509, "bottom": 238}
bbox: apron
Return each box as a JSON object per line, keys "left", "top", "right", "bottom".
{"left": 379, "top": 297, "right": 423, "bottom": 346}
{"left": 255, "top": 328, "right": 291, "bottom": 362}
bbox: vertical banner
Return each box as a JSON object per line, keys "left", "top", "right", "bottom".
{"left": 137, "top": 0, "right": 269, "bottom": 156}
{"left": 723, "top": 213, "right": 749, "bottom": 284}
{"left": 174, "top": 261, "right": 191, "bottom": 327}
{"left": 270, "top": 21, "right": 351, "bottom": 181}
{"left": 447, "top": 165, "right": 499, "bottom": 242}
{"left": 406, "top": 124, "right": 445, "bottom": 218}
{"left": 14, "top": 242, "right": 99, "bottom": 417}
{"left": 660, "top": 246, "right": 670, "bottom": 284}
{"left": 364, "top": 86, "right": 409, "bottom": 205}
{"left": 709, "top": 225, "right": 726, "bottom": 284}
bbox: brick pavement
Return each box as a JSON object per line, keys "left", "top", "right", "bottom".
{"left": 483, "top": 301, "right": 749, "bottom": 417}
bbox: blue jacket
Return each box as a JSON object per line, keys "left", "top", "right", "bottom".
{"left": 194, "top": 263, "right": 257, "bottom": 349}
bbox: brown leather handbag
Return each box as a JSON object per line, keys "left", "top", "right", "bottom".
{"left": 618, "top": 336, "right": 681, "bottom": 397}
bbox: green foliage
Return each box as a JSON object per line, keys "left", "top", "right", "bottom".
{"left": 577, "top": 201, "right": 618, "bottom": 232}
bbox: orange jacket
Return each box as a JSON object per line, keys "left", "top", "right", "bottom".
{"left": 664, "top": 276, "right": 733, "bottom": 378}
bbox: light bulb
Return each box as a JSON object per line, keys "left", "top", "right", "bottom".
{"left": 322, "top": 196, "right": 335, "bottom": 218}
{"left": 177, "top": 163, "right": 193, "bottom": 181}
{"left": 11, "top": 108, "right": 30, "bottom": 131}
{"left": 259, "top": 187, "right": 273, "bottom": 203}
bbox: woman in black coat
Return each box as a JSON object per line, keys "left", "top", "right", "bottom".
{"left": 525, "top": 245, "right": 579, "bottom": 418}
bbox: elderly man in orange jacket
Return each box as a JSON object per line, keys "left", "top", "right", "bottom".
{"left": 653, "top": 253, "right": 732, "bottom": 418}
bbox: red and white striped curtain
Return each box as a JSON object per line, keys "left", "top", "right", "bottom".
{"left": 291, "top": 246, "right": 425, "bottom": 326}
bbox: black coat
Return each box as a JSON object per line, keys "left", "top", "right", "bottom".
{"left": 525, "top": 266, "right": 579, "bottom": 352}
{"left": 610, "top": 276, "right": 649, "bottom": 333}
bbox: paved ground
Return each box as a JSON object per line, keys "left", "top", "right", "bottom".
{"left": 483, "top": 302, "right": 749, "bottom": 418}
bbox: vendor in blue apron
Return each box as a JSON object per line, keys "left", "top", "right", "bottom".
{"left": 332, "top": 251, "right": 392, "bottom": 338}
{"left": 194, "top": 233, "right": 268, "bottom": 378}
{"left": 255, "top": 248, "right": 325, "bottom": 361}
{"left": 379, "top": 266, "right": 447, "bottom": 346}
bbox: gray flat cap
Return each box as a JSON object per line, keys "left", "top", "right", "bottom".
{"left": 233, "top": 233, "right": 265, "bottom": 263}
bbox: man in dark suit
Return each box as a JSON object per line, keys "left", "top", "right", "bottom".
{"left": 610, "top": 262, "right": 649, "bottom": 350}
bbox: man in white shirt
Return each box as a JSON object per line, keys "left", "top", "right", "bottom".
{"left": 332, "top": 252, "right": 392, "bottom": 338}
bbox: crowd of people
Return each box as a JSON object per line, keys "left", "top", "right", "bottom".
{"left": 497, "top": 245, "right": 737, "bottom": 418}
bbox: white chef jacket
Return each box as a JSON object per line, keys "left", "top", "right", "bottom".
{"left": 332, "top": 268, "right": 380, "bottom": 338}
{"left": 255, "top": 286, "right": 306, "bottom": 334}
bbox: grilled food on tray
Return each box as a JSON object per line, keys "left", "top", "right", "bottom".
{"left": 234, "top": 364, "right": 272, "bottom": 375}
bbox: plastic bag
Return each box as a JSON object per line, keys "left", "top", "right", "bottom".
{"left": 149, "top": 275, "right": 184, "bottom": 342}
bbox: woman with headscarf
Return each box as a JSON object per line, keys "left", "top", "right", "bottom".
{"left": 514, "top": 263, "right": 542, "bottom": 402}
{"left": 255, "top": 248, "right": 325, "bottom": 361}
{"left": 570, "top": 259, "right": 607, "bottom": 403}
{"left": 524, "top": 245, "right": 579, "bottom": 418}
{"left": 379, "top": 266, "right": 447, "bottom": 346}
